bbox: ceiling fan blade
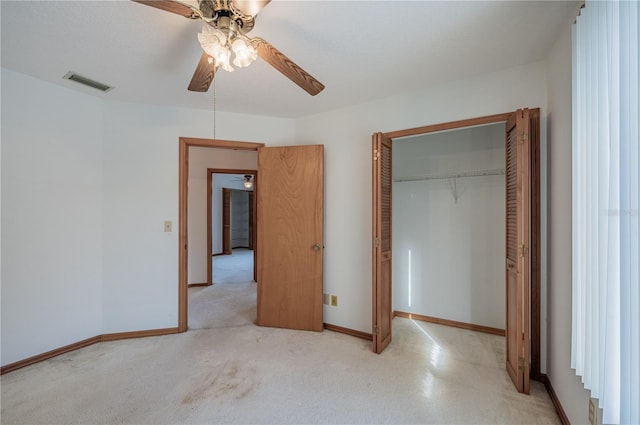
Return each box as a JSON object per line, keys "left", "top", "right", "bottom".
{"left": 232, "top": 0, "right": 271, "bottom": 17}
{"left": 131, "top": 0, "right": 200, "bottom": 19}
{"left": 188, "top": 52, "right": 217, "bottom": 92}
{"left": 252, "top": 38, "right": 325, "bottom": 96}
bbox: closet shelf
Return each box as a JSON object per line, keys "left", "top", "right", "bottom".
{"left": 393, "top": 168, "right": 505, "bottom": 183}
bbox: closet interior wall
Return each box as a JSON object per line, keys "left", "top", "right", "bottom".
{"left": 392, "top": 123, "right": 506, "bottom": 330}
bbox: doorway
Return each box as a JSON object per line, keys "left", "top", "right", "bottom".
{"left": 392, "top": 123, "right": 507, "bottom": 333}
{"left": 207, "top": 169, "right": 257, "bottom": 286}
{"left": 179, "top": 138, "right": 263, "bottom": 332}
{"left": 179, "top": 138, "right": 325, "bottom": 333}
{"left": 372, "top": 110, "right": 541, "bottom": 392}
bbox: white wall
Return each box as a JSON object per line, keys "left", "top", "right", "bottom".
{"left": 295, "top": 61, "right": 548, "bottom": 348}
{"left": 188, "top": 153, "right": 256, "bottom": 284}
{"left": 1, "top": 69, "right": 104, "bottom": 364}
{"left": 102, "top": 102, "right": 294, "bottom": 333}
{"left": 545, "top": 24, "right": 591, "bottom": 425}
{"left": 392, "top": 124, "right": 505, "bottom": 329}
{"left": 0, "top": 66, "right": 295, "bottom": 363}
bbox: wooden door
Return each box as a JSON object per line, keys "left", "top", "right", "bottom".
{"left": 505, "top": 109, "right": 531, "bottom": 394}
{"left": 372, "top": 133, "right": 393, "bottom": 353}
{"left": 222, "top": 188, "right": 232, "bottom": 255}
{"left": 256, "top": 145, "right": 324, "bottom": 331}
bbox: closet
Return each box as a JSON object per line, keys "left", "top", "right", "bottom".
{"left": 392, "top": 123, "right": 505, "bottom": 331}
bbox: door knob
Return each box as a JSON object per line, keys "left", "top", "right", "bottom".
{"left": 312, "top": 244, "right": 321, "bottom": 252}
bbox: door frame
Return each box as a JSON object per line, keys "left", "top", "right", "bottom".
{"left": 206, "top": 168, "right": 257, "bottom": 286}
{"left": 375, "top": 111, "right": 541, "bottom": 380}
{"left": 178, "top": 137, "right": 264, "bottom": 332}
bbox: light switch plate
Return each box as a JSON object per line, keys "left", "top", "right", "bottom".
{"left": 164, "top": 220, "right": 172, "bottom": 232}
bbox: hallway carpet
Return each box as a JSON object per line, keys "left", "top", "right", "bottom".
{"left": 188, "top": 249, "right": 256, "bottom": 330}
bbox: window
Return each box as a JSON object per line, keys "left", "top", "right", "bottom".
{"left": 571, "top": 1, "right": 638, "bottom": 424}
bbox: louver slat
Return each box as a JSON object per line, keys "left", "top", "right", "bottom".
{"left": 506, "top": 124, "right": 518, "bottom": 261}
{"left": 381, "top": 143, "right": 392, "bottom": 252}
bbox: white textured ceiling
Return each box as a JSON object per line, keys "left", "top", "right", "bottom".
{"left": 1, "top": 1, "right": 579, "bottom": 118}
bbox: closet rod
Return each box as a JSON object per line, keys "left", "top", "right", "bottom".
{"left": 394, "top": 168, "right": 505, "bottom": 183}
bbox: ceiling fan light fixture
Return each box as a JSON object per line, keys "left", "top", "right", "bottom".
{"left": 198, "top": 24, "right": 257, "bottom": 72}
{"left": 198, "top": 26, "right": 234, "bottom": 71}
{"left": 216, "top": 49, "right": 234, "bottom": 72}
{"left": 197, "top": 26, "right": 225, "bottom": 51}
{"left": 231, "top": 37, "right": 257, "bottom": 68}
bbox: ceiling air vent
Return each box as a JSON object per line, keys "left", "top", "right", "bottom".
{"left": 63, "top": 72, "right": 113, "bottom": 92}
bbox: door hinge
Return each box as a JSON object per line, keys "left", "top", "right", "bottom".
{"left": 518, "top": 132, "right": 529, "bottom": 145}
{"left": 373, "top": 149, "right": 380, "bottom": 161}
{"left": 518, "top": 356, "right": 530, "bottom": 370}
{"left": 374, "top": 237, "right": 380, "bottom": 248}
{"left": 373, "top": 325, "right": 379, "bottom": 335}
{"left": 519, "top": 244, "right": 528, "bottom": 258}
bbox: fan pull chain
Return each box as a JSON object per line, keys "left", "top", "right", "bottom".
{"left": 212, "top": 77, "right": 217, "bottom": 140}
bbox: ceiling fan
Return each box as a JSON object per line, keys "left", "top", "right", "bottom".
{"left": 132, "top": 0, "right": 325, "bottom": 96}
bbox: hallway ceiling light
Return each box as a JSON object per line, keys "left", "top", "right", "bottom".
{"left": 243, "top": 175, "right": 253, "bottom": 189}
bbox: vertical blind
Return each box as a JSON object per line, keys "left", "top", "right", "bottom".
{"left": 571, "top": 1, "right": 639, "bottom": 424}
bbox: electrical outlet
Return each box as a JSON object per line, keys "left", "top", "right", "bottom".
{"left": 164, "top": 220, "right": 172, "bottom": 232}
{"left": 323, "top": 293, "right": 330, "bottom": 305}
{"left": 330, "top": 295, "right": 338, "bottom": 307}
{"left": 588, "top": 398, "right": 597, "bottom": 425}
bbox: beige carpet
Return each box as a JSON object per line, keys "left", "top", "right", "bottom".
{"left": 1, "top": 315, "right": 561, "bottom": 424}
{"left": 2, "top": 250, "right": 561, "bottom": 424}
{"left": 211, "top": 249, "right": 254, "bottom": 285}
{"left": 189, "top": 249, "right": 256, "bottom": 330}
